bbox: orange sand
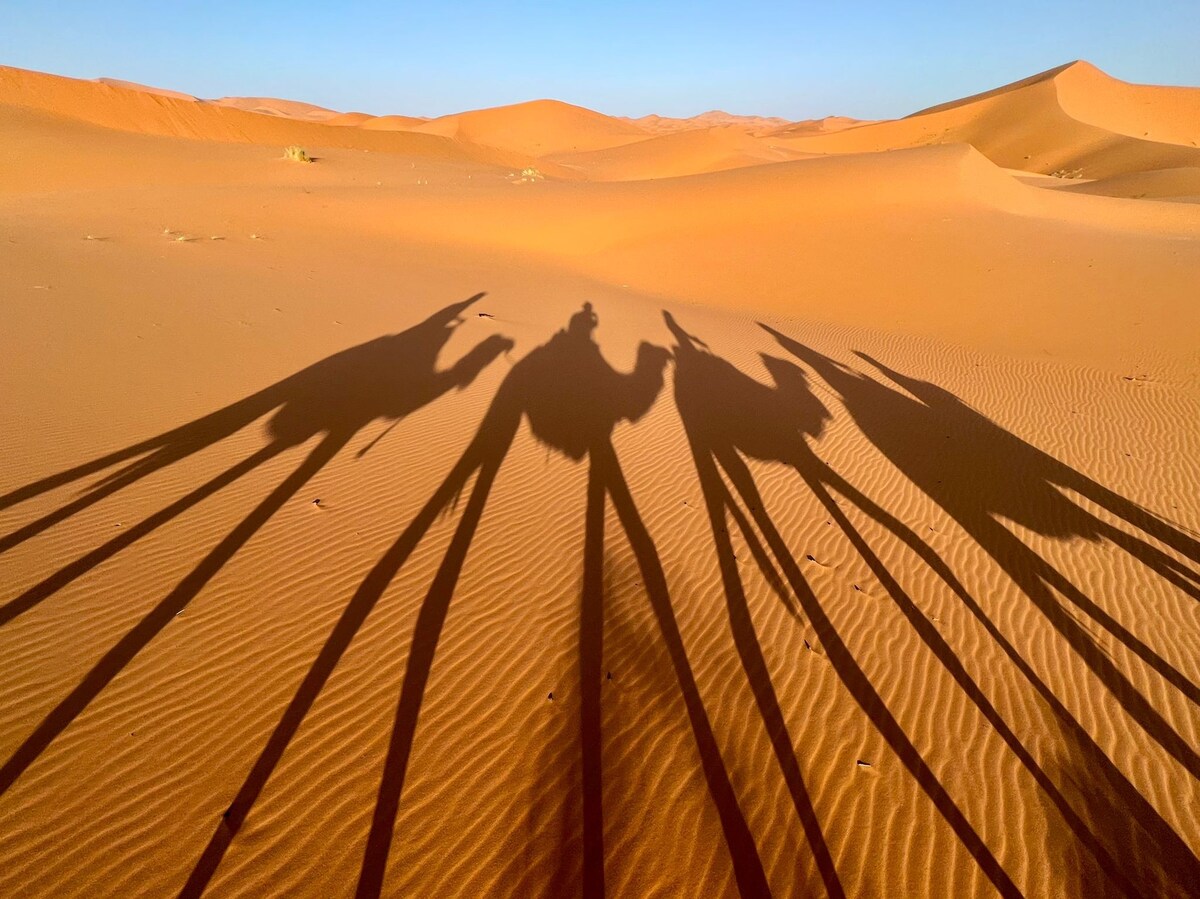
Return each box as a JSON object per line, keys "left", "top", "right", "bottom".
{"left": 1, "top": 61, "right": 1197, "bottom": 898}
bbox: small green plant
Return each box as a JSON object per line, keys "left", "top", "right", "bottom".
{"left": 283, "top": 145, "right": 313, "bottom": 164}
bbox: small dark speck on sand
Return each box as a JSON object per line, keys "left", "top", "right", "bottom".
{"left": 477, "top": 312, "right": 494, "bottom": 318}
{"left": 547, "top": 692, "right": 554, "bottom": 701}
{"left": 856, "top": 759, "right": 872, "bottom": 768}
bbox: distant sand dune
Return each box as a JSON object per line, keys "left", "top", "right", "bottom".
{"left": 779, "top": 61, "right": 1200, "bottom": 179}
{"left": 626, "top": 110, "right": 793, "bottom": 135}
{"left": 0, "top": 66, "right": 528, "bottom": 170}
{"left": 212, "top": 96, "right": 342, "bottom": 122}
{"left": 358, "top": 114, "right": 429, "bottom": 131}
{"left": 547, "top": 125, "right": 813, "bottom": 181}
{"left": 408, "top": 98, "right": 652, "bottom": 157}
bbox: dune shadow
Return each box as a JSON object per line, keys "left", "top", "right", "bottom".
{"left": 0, "top": 295, "right": 512, "bottom": 800}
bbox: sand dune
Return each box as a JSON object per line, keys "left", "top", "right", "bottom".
{"left": 358, "top": 114, "right": 430, "bottom": 131}
{"left": 547, "top": 125, "right": 812, "bottom": 180}
{"left": 212, "top": 96, "right": 342, "bottom": 122}
{"left": 325, "top": 111, "right": 378, "bottom": 127}
{"left": 95, "top": 76, "right": 198, "bottom": 101}
{"left": 409, "top": 98, "right": 651, "bottom": 157}
{"left": 0, "top": 66, "right": 524, "bottom": 169}
{"left": 1033, "top": 61, "right": 1200, "bottom": 146}
{"left": 627, "top": 110, "right": 792, "bottom": 135}
{"left": 779, "top": 61, "right": 1200, "bottom": 179}
{"left": 766, "top": 115, "right": 867, "bottom": 137}
{"left": 1058, "top": 166, "right": 1200, "bottom": 201}
{"left": 1, "top": 60, "right": 1197, "bottom": 899}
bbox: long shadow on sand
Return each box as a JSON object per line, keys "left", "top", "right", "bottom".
{"left": 667, "top": 312, "right": 1019, "bottom": 897}
{"left": 759, "top": 323, "right": 1200, "bottom": 895}
{"left": 765, "top": 329, "right": 1200, "bottom": 775}
{"left": 668, "top": 312, "right": 1200, "bottom": 898}
{"left": 0, "top": 295, "right": 512, "bottom": 798}
{"left": 9, "top": 299, "right": 1198, "bottom": 897}
{"left": 183, "top": 304, "right": 772, "bottom": 899}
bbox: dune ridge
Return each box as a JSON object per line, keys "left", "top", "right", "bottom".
{"left": 626, "top": 110, "right": 792, "bottom": 135}
{"left": 0, "top": 66, "right": 525, "bottom": 170}
{"left": 407, "top": 98, "right": 652, "bottom": 157}
{"left": 212, "top": 96, "right": 342, "bottom": 122}
{"left": 780, "top": 61, "right": 1200, "bottom": 180}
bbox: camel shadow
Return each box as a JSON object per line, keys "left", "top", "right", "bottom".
{"left": 184, "top": 303, "right": 772, "bottom": 899}
{"left": 759, "top": 323, "right": 1200, "bottom": 894}
{"left": 667, "top": 311, "right": 1014, "bottom": 897}
{"left": 0, "top": 295, "right": 512, "bottom": 799}
{"left": 765, "top": 328, "right": 1200, "bottom": 778}
{"left": 669, "top": 311, "right": 1200, "bottom": 897}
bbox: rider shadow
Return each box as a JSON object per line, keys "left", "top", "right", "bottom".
{"left": 0, "top": 295, "right": 512, "bottom": 798}
{"left": 184, "top": 303, "right": 771, "bottom": 899}
{"left": 764, "top": 328, "right": 1200, "bottom": 779}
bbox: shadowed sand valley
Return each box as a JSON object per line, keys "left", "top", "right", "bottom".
{"left": 1, "top": 60, "right": 1198, "bottom": 898}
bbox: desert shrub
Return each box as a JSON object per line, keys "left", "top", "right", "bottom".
{"left": 510, "top": 166, "right": 544, "bottom": 183}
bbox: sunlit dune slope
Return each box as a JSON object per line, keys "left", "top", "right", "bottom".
{"left": 626, "top": 110, "right": 792, "bottom": 135}
{"left": 213, "top": 96, "right": 341, "bottom": 122}
{"left": 547, "top": 125, "right": 812, "bottom": 181}
{"left": 779, "top": 61, "right": 1200, "bottom": 179}
{"left": 0, "top": 66, "right": 522, "bottom": 169}
{"left": 410, "top": 98, "right": 652, "bottom": 156}
{"left": 359, "top": 114, "right": 429, "bottom": 131}
{"left": 95, "top": 77, "right": 197, "bottom": 101}
{"left": 316, "top": 141, "right": 1199, "bottom": 367}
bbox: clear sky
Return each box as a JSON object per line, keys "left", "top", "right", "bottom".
{"left": 2, "top": 1, "right": 1197, "bottom": 120}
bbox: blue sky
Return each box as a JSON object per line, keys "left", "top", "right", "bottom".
{"left": 2, "top": 1, "right": 1197, "bottom": 119}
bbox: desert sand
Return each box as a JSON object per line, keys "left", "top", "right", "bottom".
{"left": 1, "top": 60, "right": 1198, "bottom": 898}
